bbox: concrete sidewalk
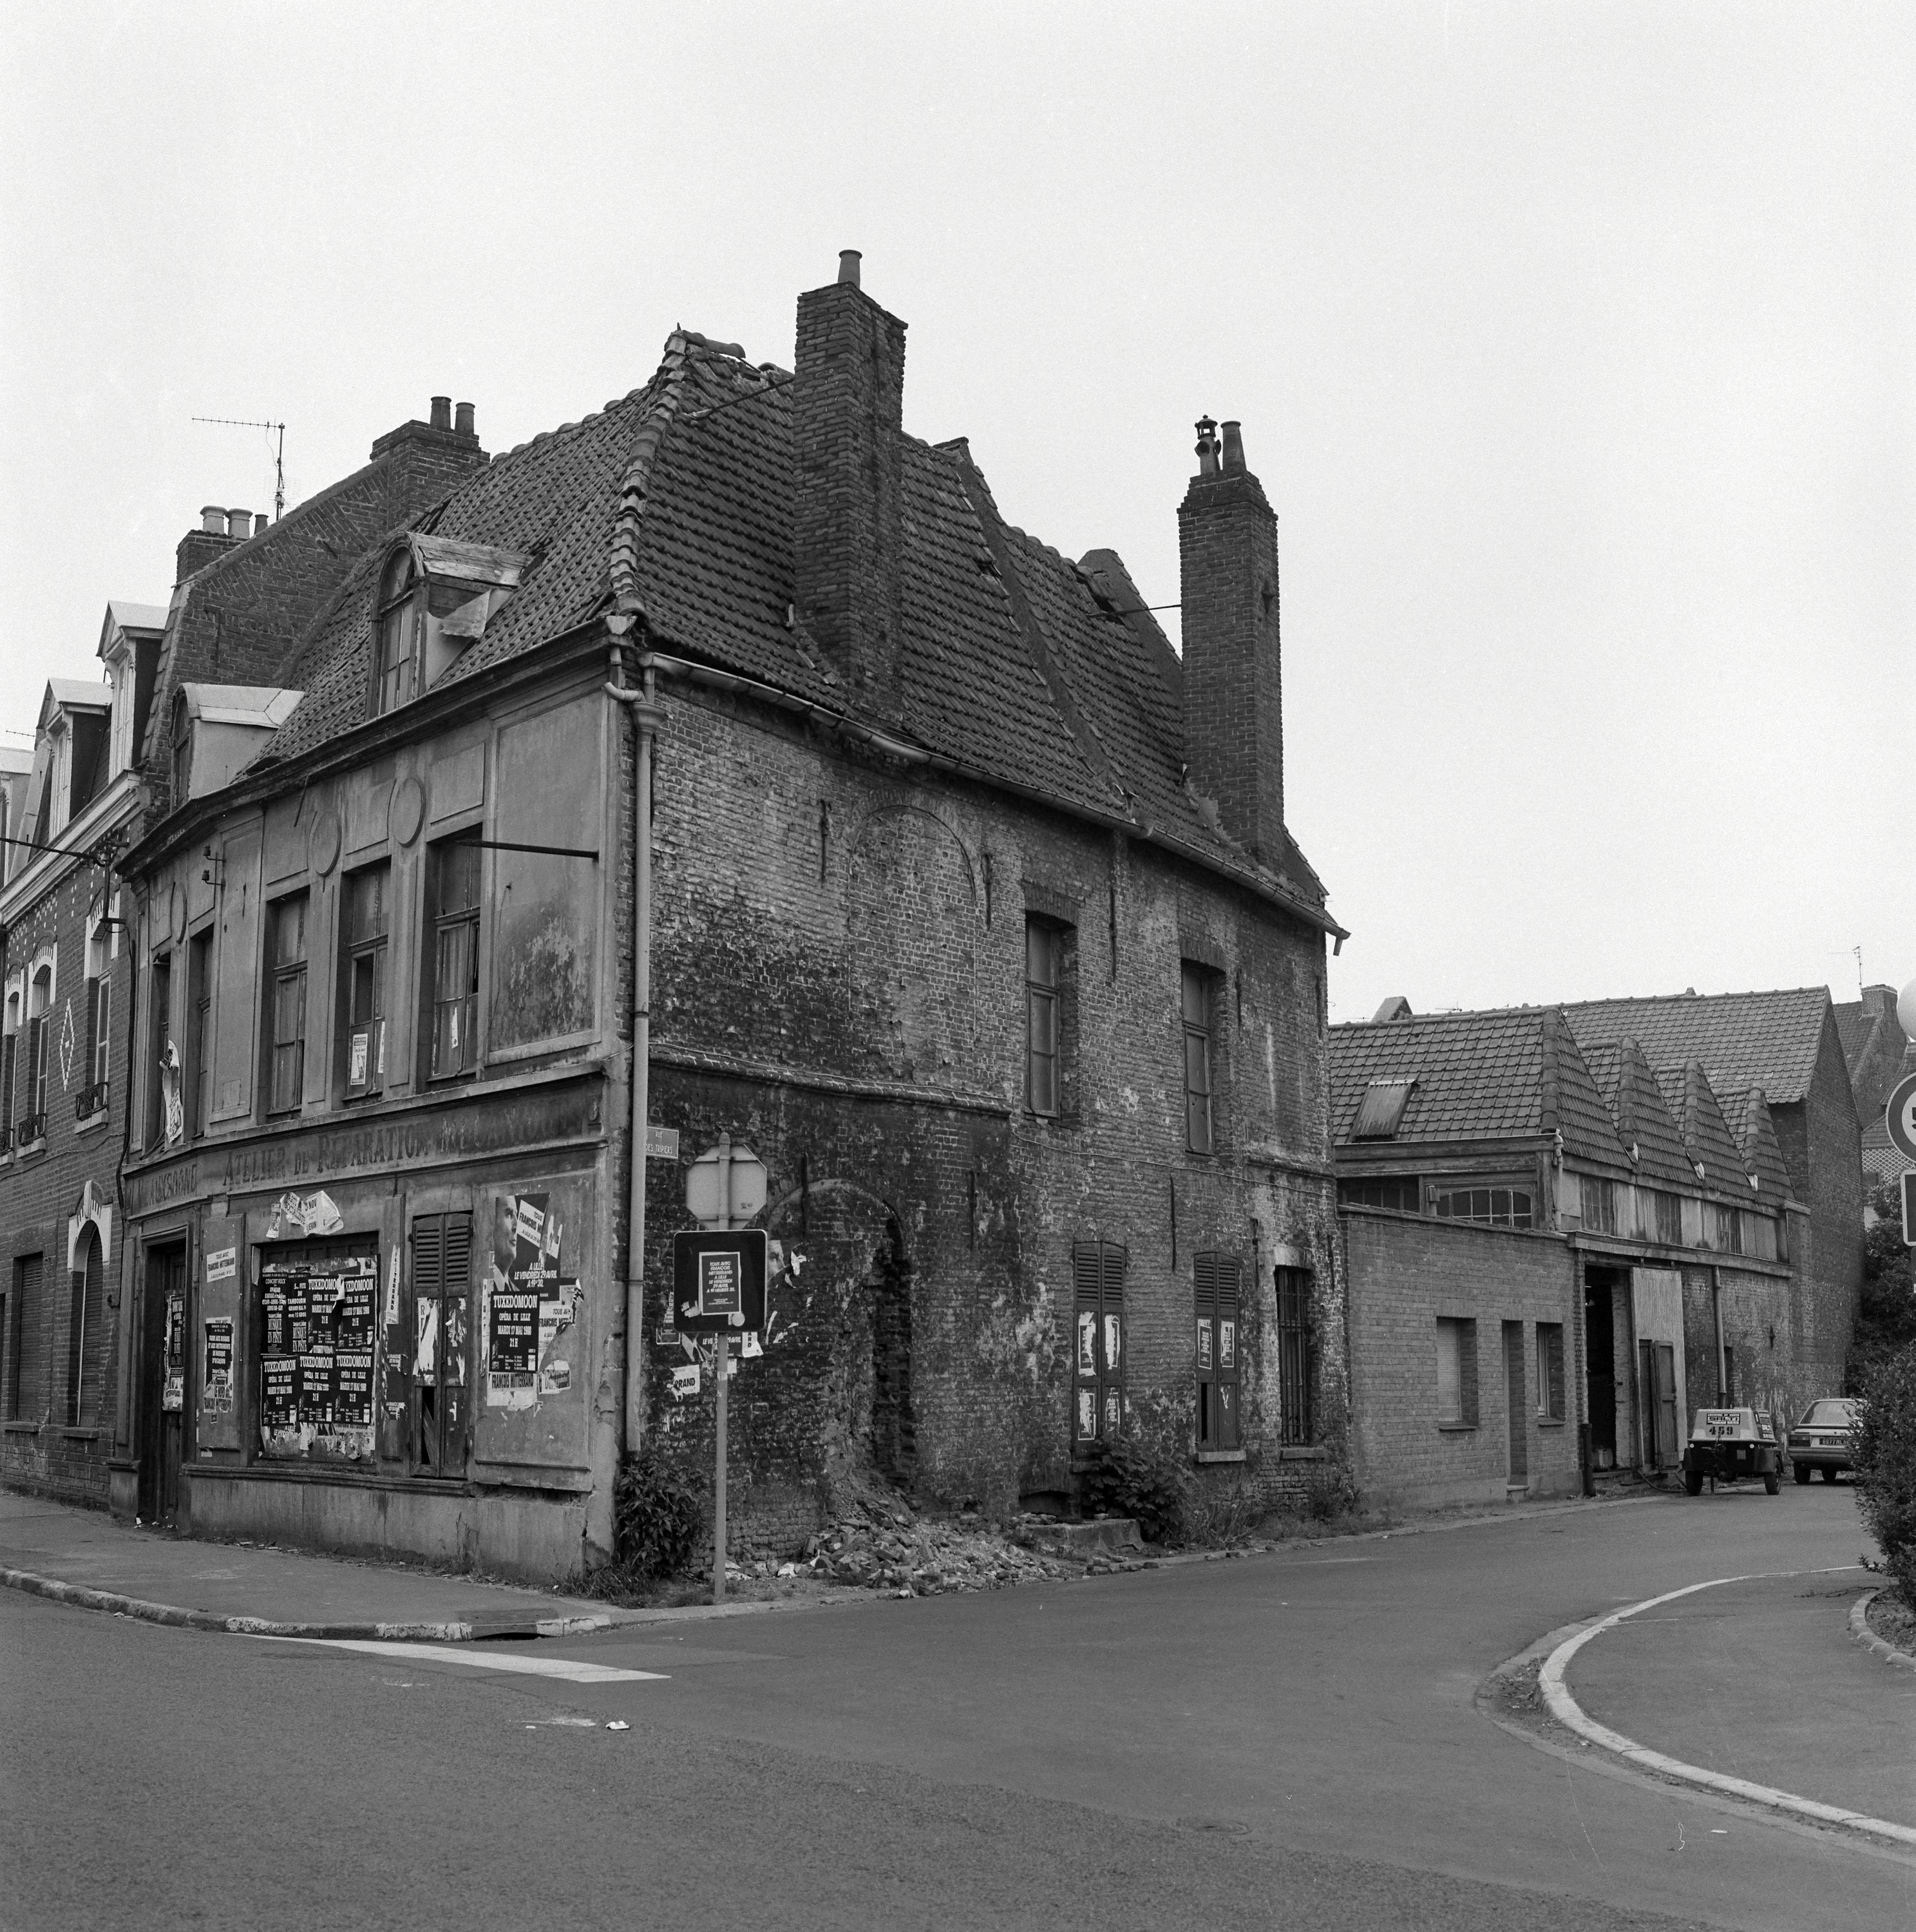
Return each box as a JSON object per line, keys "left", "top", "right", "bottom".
{"left": 1563, "top": 1567, "right": 1915, "bottom": 1831}
{"left": 0, "top": 1490, "right": 645, "bottom": 1639}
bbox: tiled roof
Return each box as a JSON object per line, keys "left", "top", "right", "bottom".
{"left": 1329, "top": 1007, "right": 1624, "bottom": 1162}
{"left": 251, "top": 332, "right": 1330, "bottom": 919}
{"left": 1560, "top": 988, "right": 1833, "bottom": 1107}
{"left": 1728, "top": 1088, "right": 1794, "bottom": 1197}
{"left": 1832, "top": 1000, "right": 1873, "bottom": 1074}
{"left": 1582, "top": 1038, "right": 1695, "bottom": 1189}
{"left": 1653, "top": 1063, "right": 1749, "bottom": 1188}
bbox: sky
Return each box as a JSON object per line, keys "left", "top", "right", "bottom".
{"left": 2, "top": 1, "right": 1908, "bottom": 1026}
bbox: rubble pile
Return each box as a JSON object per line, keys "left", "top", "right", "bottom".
{"left": 793, "top": 1504, "right": 1077, "bottom": 1596}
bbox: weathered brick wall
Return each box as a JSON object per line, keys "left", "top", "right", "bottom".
{"left": 1679, "top": 1261, "right": 1806, "bottom": 1432}
{"left": 1343, "top": 1206, "right": 1581, "bottom": 1511}
{"left": 638, "top": 683, "right": 1341, "bottom": 1550}
{"left": 1771, "top": 1021, "right": 1864, "bottom": 1393}
{"left": 0, "top": 862, "right": 131, "bottom": 1507}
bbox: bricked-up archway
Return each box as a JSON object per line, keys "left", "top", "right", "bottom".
{"left": 844, "top": 807, "right": 976, "bottom": 1084}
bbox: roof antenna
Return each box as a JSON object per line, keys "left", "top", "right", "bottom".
{"left": 1855, "top": 945, "right": 1864, "bottom": 996}
{"left": 193, "top": 415, "right": 287, "bottom": 522}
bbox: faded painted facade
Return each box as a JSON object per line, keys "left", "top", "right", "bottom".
{"left": 102, "top": 263, "right": 1349, "bottom": 1580}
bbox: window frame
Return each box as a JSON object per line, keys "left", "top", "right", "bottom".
{"left": 425, "top": 840, "right": 482, "bottom": 1083}
{"left": 1, "top": 983, "right": 19, "bottom": 1154}
{"left": 1276, "top": 1266, "right": 1313, "bottom": 1446}
{"left": 1024, "top": 917, "right": 1061, "bottom": 1119}
{"left": 66, "top": 1227, "right": 102, "bottom": 1427}
{"left": 1579, "top": 1174, "right": 1617, "bottom": 1234}
{"left": 265, "top": 893, "right": 310, "bottom": 1119}
{"left": 1432, "top": 1184, "right": 1535, "bottom": 1230}
{"left": 1536, "top": 1321, "right": 1566, "bottom": 1423}
{"left": 187, "top": 929, "right": 214, "bottom": 1139}
{"left": 1338, "top": 1175, "right": 1421, "bottom": 1213}
{"left": 1180, "top": 962, "right": 1217, "bottom": 1155}
{"left": 147, "top": 951, "right": 175, "bottom": 1147}
{"left": 372, "top": 549, "right": 422, "bottom": 717}
{"left": 341, "top": 863, "right": 391, "bottom": 1103}
{"left": 5, "top": 1256, "right": 34, "bottom": 1421}
{"left": 21, "top": 963, "right": 53, "bottom": 1144}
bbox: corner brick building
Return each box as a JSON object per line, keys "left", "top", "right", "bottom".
{"left": 96, "top": 258, "right": 1348, "bottom": 1580}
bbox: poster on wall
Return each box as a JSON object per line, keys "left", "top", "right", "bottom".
{"left": 202, "top": 1318, "right": 234, "bottom": 1414}
{"left": 258, "top": 1251, "right": 377, "bottom": 1461}
{"left": 484, "top": 1190, "right": 580, "bottom": 1410}
{"left": 161, "top": 1289, "right": 185, "bottom": 1410}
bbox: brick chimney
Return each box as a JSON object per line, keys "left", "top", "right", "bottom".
{"left": 792, "top": 250, "right": 906, "bottom": 714}
{"left": 1177, "top": 415, "right": 1285, "bottom": 863}
{"left": 175, "top": 504, "right": 240, "bottom": 584}
{"left": 370, "top": 396, "right": 488, "bottom": 513}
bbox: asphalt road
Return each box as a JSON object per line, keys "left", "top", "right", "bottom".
{"left": 5, "top": 1484, "right": 1910, "bottom": 1931}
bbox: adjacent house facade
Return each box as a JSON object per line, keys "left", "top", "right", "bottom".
{"left": 0, "top": 603, "right": 164, "bottom": 1504}
{"left": 1835, "top": 983, "right": 1911, "bottom": 1192}
{"left": 1333, "top": 988, "right": 1857, "bottom": 1511}
{"left": 103, "top": 260, "right": 1350, "bottom": 1581}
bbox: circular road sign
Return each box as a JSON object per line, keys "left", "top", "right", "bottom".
{"left": 1888, "top": 1072, "right": 1916, "bottom": 1164}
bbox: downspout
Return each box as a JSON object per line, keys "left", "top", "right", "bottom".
{"left": 605, "top": 627, "right": 665, "bottom": 1463}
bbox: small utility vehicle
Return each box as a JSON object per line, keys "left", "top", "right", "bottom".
{"left": 1680, "top": 1406, "right": 1781, "bottom": 1495}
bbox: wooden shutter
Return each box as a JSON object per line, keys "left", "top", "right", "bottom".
{"left": 1194, "top": 1253, "right": 1217, "bottom": 1445}
{"left": 1072, "top": 1240, "right": 1127, "bottom": 1445}
{"left": 1213, "top": 1256, "right": 1241, "bottom": 1450}
{"left": 408, "top": 1212, "right": 471, "bottom": 1477}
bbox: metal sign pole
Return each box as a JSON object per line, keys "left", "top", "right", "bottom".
{"left": 713, "top": 1131, "right": 732, "bottom": 1604}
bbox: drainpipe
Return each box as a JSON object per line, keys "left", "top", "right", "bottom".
{"left": 1710, "top": 1267, "right": 1726, "bottom": 1404}
{"left": 605, "top": 629, "right": 665, "bottom": 1463}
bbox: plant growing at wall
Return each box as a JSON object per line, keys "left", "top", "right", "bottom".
{"left": 1850, "top": 1183, "right": 1916, "bottom": 1387}
{"left": 1853, "top": 1341, "right": 1916, "bottom": 1609}
{"left": 610, "top": 1452, "right": 705, "bottom": 1581}
{"left": 1077, "top": 1434, "right": 1190, "bottom": 1545}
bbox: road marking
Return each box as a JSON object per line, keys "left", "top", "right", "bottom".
{"left": 261, "top": 1637, "right": 666, "bottom": 1683}
{"left": 1538, "top": 1566, "right": 1916, "bottom": 1849}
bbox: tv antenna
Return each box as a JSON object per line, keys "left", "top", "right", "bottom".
{"left": 192, "top": 415, "right": 287, "bottom": 522}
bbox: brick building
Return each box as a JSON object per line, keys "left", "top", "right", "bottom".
{"left": 1834, "top": 983, "right": 1911, "bottom": 1191}
{"left": 0, "top": 603, "right": 164, "bottom": 1504}
{"left": 1333, "top": 988, "right": 1856, "bottom": 1511}
{"left": 107, "top": 257, "right": 1348, "bottom": 1580}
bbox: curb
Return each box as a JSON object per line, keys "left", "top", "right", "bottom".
{"left": 1538, "top": 1567, "right": 1916, "bottom": 1850}
{"left": 1850, "top": 1588, "right": 1916, "bottom": 1671}
{"left": 1, "top": 1566, "right": 616, "bottom": 1643}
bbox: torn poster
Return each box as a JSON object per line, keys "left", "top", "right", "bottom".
{"left": 484, "top": 1192, "right": 577, "bottom": 1409}
{"left": 202, "top": 1318, "right": 234, "bottom": 1413}
{"left": 670, "top": 1363, "right": 701, "bottom": 1401}
{"left": 265, "top": 1188, "right": 344, "bottom": 1240}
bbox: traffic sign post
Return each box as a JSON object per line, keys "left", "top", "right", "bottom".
{"left": 1886, "top": 1074, "right": 1916, "bottom": 1249}
{"left": 680, "top": 1132, "right": 770, "bottom": 1602}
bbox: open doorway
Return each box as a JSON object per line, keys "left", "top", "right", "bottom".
{"left": 1584, "top": 1266, "right": 1619, "bottom": 1470}
{"left": 138, "top": 1241, "right": 189, "bottom": 1524}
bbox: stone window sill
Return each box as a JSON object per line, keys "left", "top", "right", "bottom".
{"left": 3, "top": 1421, "right": 41, "bottom": 1435}
{"left": 1278, "top": 1445, "right": 1329, "bottom": 1462}
{"left": 1537, "top": 1417, "right": 1567, "bottom": 1430}
{"left": 59, "top": 1428, "right": 101, "bottom": 1441}
{"left": 74, "top": 1113, "right": 109, "bottom": 1137}
{"left": 1195, "top": 1448, "right": 1246, "bottom": 1464}
{"left": 1437, "top": 1421, "right": 1478, "bottom": 1433}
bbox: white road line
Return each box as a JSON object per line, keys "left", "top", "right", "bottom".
{"left": 1538, "top": 1566, "right": 1916, "bottom": 1849}
{"left": 261, "top": 1637, "right": 666, "bottom": 1683}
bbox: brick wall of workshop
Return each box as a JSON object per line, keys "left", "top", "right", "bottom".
{"left": 1678, "top": 1262, "right": 1810, "bottom": 1430}
{"left": 1, "top": 866, "right": 131, "bottom": 1508}
{"left": 636, "top": 685, "right": 1343, "bottom": 1549}
{"left": 1342, "top": 1207, "right": 1581, "bottom": 1511}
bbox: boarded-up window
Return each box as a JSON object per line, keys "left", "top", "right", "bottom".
{"left": 1195, "top": 1253, "right": 1241, "bottom": 1450}
{"left": 1436, "top": 1317, "right": 1477, "bottom": 1426}
{"left": 1072, "top": 1240, "right": 1126, "bottom": 1446}
{"left": 5, "top": 1256, "right": 35, "bottom": 1419}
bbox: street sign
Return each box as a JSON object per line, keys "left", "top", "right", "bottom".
{"left": 672, "top": 1229, "right": 768, "bottom": 1334}
{"left": 687, "top": 1142, "right": 766, "bottom": 1225}
{"left": 1903, "top": 1170, "right": 1916, "bottom": 1250}
{"left": 645, "top": 1124, "right": 681, "bottom": 1160}
{"left": 1886, "top": 1072, "right": 1916, "bottom": 1164}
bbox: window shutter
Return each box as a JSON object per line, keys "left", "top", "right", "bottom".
{"left": 1459, "top": 1320, "right": 1479, "bottom": 1426}
{"left": 82, "top": 981, "right": 98, "bottom": 1093}
{"left": 1072, "top": 1240, "right": 1125, "bottom": 1444}
{"left": 1215, "top": 1256, "right": 1241, "bottom": 1450}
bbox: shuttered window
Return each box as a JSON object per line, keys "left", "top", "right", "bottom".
{"left": 1071, "top": 1240, "right": 1126, "bottom": 1446}
{"left": 1194, "top": 1252, "right": 1241, "bottom": 1451}
{"left": 7, "top": 1256, "right": 39, "bottom": 1419}
{"left": 410, "top": 1211, "right": 472, "bottom": 1477}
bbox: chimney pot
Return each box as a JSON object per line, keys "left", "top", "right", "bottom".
{"left": 1195, "top": 417, "right": 1219, "bottom": 478}
{"left": 454, "top": 401, "right": 475, "bottom": 437}
{"left": 226, "top": 508, "right": 251, "bottom": 538}
{"left": 201, "top": 506, "right": 226, "bottom": 535}
{"left": 430, "top": 396, "right": 452, "bottom": 431}
{"left": 837, "top": 249, "right": 862, "bottom": 289}
{"left": 1220, "top": 421, "right": 1246, "bottom": 473}
{"left": 254, "top": 512, "right": 270, "bottom": 537}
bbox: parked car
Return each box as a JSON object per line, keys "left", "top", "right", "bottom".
{"left": 1682, "top": 1406, "right": 1781, "bottom": 1495}
{"left": 1786, "top": 1398, "right": 1861, "bottom": 1484}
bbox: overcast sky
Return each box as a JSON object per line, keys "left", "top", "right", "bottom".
{"left": 3, "top": 3, "right": 1908, "bottom": 1025}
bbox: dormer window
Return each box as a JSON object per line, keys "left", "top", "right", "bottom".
{"left": 371, "top": 535, "right": 527, "bottom": 719}
{"left": 170, "top": 690, "right": 193, "bottom": 803}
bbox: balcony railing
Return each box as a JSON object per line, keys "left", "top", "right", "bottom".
{"left": 75, "top": 1081, "right": 109, "bottom": 1122}
{"left": 15, "top": 1110, "right": 46, "bottom": 1148}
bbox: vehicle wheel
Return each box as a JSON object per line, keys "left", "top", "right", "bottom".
{"left": 1764, "top": 1472, "right": 1780, "bottom": 1495}
{"left": 1821, "top": 1466, "right": 1837, "bottom": 1483}
{"left": 1684, "top": 1469, "right": 1703, "bottom": 1496}
{"left": 1794, "top": 1462, "right": 1812, "bottom": 1484}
